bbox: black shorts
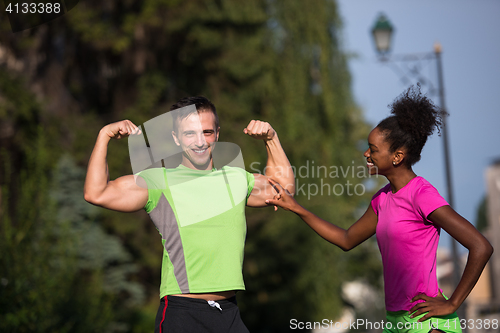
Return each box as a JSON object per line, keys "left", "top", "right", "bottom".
{"left": 155, "top": 295, "right": 250, "bottom": 333}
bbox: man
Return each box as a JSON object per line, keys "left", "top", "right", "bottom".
{"left": 84, "top": 96, "right": 295, "bottom": 332}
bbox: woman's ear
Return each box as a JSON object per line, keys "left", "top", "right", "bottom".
{"left": 393, "top": 150, "right": 405, "bottom": 166}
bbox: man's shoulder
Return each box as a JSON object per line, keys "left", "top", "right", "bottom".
{"left": 220, "top": 166, "right": 254, "bottom": 181}
{"left": 220, "top": 165, "right": 249, "bottom": 173}
{"left": 135, "top": 167, "right": 167, "bottom": 190}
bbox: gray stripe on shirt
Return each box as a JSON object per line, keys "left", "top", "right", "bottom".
{"left": 149, "top": 194, "right": 189, "bottom": 293}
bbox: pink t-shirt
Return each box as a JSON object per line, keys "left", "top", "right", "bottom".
{"left": 371, "top": 176, "right": 449, "bottom": 311}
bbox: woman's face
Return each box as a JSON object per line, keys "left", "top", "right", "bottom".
{"left": 364, "top": 127, "right": 396, "bottom": 176}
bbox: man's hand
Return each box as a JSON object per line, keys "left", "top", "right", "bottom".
{"left": 243, "top": 120, "right": 276, "bottom": 141}
{"left": 409, "top": 291, "right": 457, "bottom": 322}
{"left": 101, "top": 120, "right": 141, "bottom": 140}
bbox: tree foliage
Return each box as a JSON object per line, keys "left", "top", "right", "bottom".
{"left": 0, "top": 71, "right": 114, "bottom": 332}
{"left": 475, "top": 196, "right": 488, "bottom": 232}
{"left": 0, "top": 1, "right": 382, "bottom": 331}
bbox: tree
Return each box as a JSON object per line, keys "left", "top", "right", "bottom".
{"left": 0, "top": 1, "right": 382, "bottom": 331}
{"left": 475, "top": 196, "right": 488, "bottom": 233}
{"left": 0, "top": 70, "right": 115, "bottom": 332}
{"left": 237, "top": 1, "right": 381, "bottom": 330}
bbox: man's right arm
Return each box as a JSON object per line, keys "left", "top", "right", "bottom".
{"left": 84, "top": 120, "right": 148, "bottom": 212}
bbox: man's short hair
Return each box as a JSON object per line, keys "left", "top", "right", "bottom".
{"left": 170, "top": 96, "right": 219, "bottom": 133}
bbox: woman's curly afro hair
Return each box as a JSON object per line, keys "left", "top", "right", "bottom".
{"left": 376, "top": 84, "right": 448, "bottom": 167}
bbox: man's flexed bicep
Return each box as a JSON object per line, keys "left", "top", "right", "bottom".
{"left": 85, "top": 175, "right": 148, "bottom": 212}
{"left": 84, "top": 120, "right": 147, "bottom": 212}
{"left": 243, "top": 120, "right": 295, "bottom": 208}
{"left": 246, "top": 174, "right": 279, "bottom": 208}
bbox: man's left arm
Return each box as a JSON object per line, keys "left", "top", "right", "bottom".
{"left": 243, "top": 120, "right": 295, "bottom": 207}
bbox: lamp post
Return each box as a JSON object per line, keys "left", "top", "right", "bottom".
{"left": 371, "top": 14, "right": 393, "bottom": 57}
{"left": 371, "top": 13, "right": 466, "bottom": 326}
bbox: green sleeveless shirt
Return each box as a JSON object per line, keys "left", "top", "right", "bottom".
{"left": 137, "top": 165, "right": 254, "bottom": 298}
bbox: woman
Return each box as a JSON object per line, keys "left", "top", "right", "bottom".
{"left": 266, "top": 86, "right": 492, "bottom": 333}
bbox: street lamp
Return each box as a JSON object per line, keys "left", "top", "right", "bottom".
{"left": 371, "top": 13, "right": 466, "bottom": 326}
{"left": 371, "top": 14, "right": 394, "bottom": 56}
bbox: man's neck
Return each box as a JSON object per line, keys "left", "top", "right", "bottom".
{"left": 180, "top": 158, "right": 213, "bottom": 171}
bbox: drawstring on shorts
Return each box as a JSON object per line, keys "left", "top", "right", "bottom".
{"left": 207, "top": 300, "right": 222, "bottom": 312}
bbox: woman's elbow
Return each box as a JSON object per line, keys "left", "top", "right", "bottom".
{"left": 477, "top": 238, "right": 494, "bottom": 260}
{"left": 484, "top": 240, "right": 494, "bottom": 259}
{"left": 338, "top": 242, "right": 354, "bottom": 252}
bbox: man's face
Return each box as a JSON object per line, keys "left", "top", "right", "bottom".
{"left": 172, "top": 111, "right": 219, "bottom": 170}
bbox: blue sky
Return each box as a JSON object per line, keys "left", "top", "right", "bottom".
{"left": 337, "top": 0, "right": 500, "bottom": 249}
